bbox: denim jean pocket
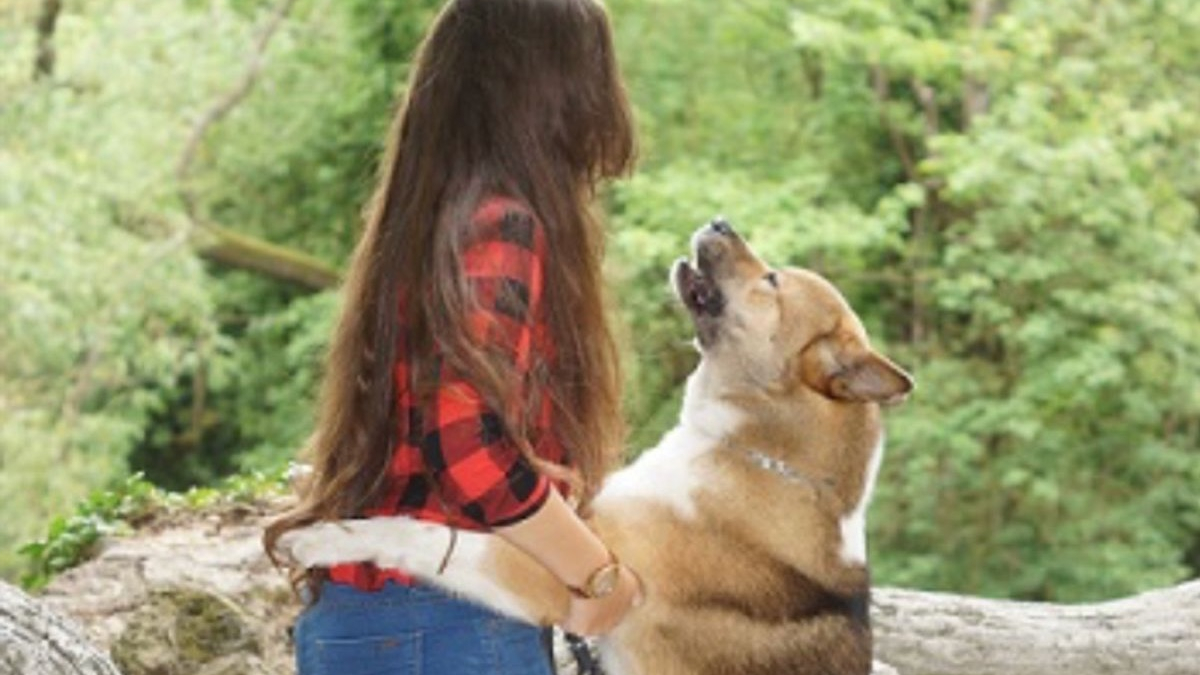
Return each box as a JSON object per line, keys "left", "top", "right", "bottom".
{"left": 313, "top": 633, "right": 422, "bottom": 675}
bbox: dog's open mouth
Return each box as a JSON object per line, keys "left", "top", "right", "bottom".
{"left": 674, "top": 258, "right": 724, "bottom": 318}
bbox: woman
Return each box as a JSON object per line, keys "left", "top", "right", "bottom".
{"left": 263, "top": 0, "right": 641, "bottom": 673}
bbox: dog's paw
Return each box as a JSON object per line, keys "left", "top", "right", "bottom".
{"left": 275, "top": 522, "right": 352, "bottom": 567}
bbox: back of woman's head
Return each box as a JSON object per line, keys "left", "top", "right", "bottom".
{"left": 405, "top": 0, "right": 635, "bottom": 192}
{"left": 265, "top": 0, "right": 634, "bottom": 581}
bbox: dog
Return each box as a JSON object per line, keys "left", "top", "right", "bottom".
{"left": 277, "top": 219, "right": 913, "bottom": 675}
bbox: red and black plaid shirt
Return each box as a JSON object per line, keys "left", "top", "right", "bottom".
{"left": 329, "top": 196, "right": 565, "bottom": 591}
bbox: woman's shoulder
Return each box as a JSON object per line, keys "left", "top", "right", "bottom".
{"left": 472, "top": 194, "right": 531, "bottom": 224}
{"left": 469, "top": 194, "right": 545, "bottom": 253}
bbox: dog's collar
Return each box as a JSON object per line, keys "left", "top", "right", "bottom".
{"left": 742, "top": 449, "right": 836, "bottom": 491}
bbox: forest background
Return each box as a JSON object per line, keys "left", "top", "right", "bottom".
{"left": 1, "top": 0, "right": 1198, "bottom": 603}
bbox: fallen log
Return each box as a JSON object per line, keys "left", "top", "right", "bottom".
{"left": 872, "top": 582, "right": 1200, "bottom": 675}
{"left": 0, "top": 581, "right": 122, "bottom": 675}
{"left": 7, "top": 503, "right": 1196, "bottom": 675}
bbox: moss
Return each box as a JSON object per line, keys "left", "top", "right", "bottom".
{"left": 112, "top": 588, "right": 258, "bottom": 675}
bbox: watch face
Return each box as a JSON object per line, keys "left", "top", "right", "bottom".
{"left": 592, "top": 565, "right": 620, "bottom": 597}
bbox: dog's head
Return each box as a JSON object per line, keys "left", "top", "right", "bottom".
{"left": 673, "top": 218, "right": 913, "bottom": 405}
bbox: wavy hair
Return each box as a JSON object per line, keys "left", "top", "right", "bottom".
{"left": 264, "top": 0, "right": 635, "bottom": 591}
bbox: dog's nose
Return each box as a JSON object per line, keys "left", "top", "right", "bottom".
{"left": 709, "top": 217, "right": 734, "bottom": 236}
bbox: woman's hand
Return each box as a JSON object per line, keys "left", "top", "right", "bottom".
{"left": 562, "top": 565, "right": 644, "bottom": 637}
{"left": 495, "top": 489, "right": 645, "bottom": 635}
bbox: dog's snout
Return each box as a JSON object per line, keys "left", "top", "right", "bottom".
{"left": 708, "top": 217, "right": 734, "bottom": 237}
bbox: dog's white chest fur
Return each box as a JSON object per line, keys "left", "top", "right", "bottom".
{"left": 595, "top": 366, "right": 740, "bottom": 519}
{"left": 594, "top": 425, "right": 711, "bottom": 519}
{"left": 838, "top": 438, "right": 884, "bottom": 565}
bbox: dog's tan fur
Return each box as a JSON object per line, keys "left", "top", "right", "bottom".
{"left": 279, "top": 222, "right": 912, "bottom": 675}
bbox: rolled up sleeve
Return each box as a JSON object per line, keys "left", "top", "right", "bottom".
{"left": 420, "top": 201, "right": 552, "bottom": 528}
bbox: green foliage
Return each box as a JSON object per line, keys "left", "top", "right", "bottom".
{"left": 782, "top": 0, "right": 1200, "bottom": 600}
{"left": 609, "top": 0, "right": 813, "bottom": 176}
{"left": 608, "top": 0, "right": 1200, "bottom": 600}
{"left": 19, "top": 469, "right": 289, "bottom": 590}
{"left": 0, "top": 0, "right": 237, "bottom": 574}
{"left": 2, "top": 0, "right": 1198, "bottom": 602}
{"left": 220, "top": 290, "right": 338, "bottom": 471}
{"left": 19, "top": 473, "right": 160, "bottom": 590}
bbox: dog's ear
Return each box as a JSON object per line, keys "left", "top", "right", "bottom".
{"left": 798, "top": 331, "right": 914, "bottom": 405}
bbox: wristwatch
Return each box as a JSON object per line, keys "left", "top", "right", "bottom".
{"left": 567, "top": 550, "right": 622, "bottom": 600}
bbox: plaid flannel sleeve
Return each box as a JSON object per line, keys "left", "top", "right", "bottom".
{"left": 421, "top": 201, "right": 552, "bottom": 527}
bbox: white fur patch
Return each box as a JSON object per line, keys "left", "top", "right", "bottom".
{"left": 277, "top": 518, "right": 533, "bottom": 621}
{"left": 598, "top": 642, "right": 639, "bottom": 675}
{"left": 596, "top": 424, "right": 718, "bottom": 519}
{"left": 839, "top": 437, "right": 884, "bottom": 565}
{"left": 593, "top": 363, "right": 739, "bottom": 519}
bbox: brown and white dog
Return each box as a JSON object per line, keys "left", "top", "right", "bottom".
{"left": 278, "top": 219, "right": 913, "bottom": 675}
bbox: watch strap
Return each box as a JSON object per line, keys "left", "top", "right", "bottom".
{"left": 566, "top": 550, "right": 621, "bottom": 599}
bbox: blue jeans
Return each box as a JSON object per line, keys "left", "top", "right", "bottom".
{"left": 294, "top": 580, "right": 555, "bottom": 675}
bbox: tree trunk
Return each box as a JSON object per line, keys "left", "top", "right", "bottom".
{"left": 872, "top": 582, "right": 1200, "bottom": 675}
{"left": 0, "top": 581, "right": 122, "bottom": 675}
{"left": 33, "top": 0, "right": 63, "bottom": 81}
{"left": 963, "top": 0, "right": 1005, "bottom": 128}
{"left": 119, "top": 209, "right": 342, "bottom": 292}
{"left": 192, "top": 222, "right": 341, "bottom": 291}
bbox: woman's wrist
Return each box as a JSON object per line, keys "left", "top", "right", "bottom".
{"left": 495, "top": 488, "right": 615, "bottom": 590}
{"left": 566, "top": 548, "right": 622, "bottom": 599}
{"left": 563, "top": 563, "right": 643, "bottom": 636}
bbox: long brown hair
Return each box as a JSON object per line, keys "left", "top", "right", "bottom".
{"left": 264, "top": 0, "right": 635, "bottom": 580}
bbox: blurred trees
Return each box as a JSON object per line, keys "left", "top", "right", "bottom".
{"left": 1, "top": 0, "right": 1197, "bottom": 601}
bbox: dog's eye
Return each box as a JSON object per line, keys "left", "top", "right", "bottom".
{"left": 764, "top": 271, "right": 779, "bottom": 289}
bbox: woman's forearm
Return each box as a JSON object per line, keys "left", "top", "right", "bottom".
{"left": 495, "top": 488, "right": 611, "bottom": 588}
{"left": 496, "top": 486, "right": 643, "bottom": 636}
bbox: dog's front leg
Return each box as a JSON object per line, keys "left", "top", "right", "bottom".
{"left": 276, "top": 518, "right": 570, "bottom": 625}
